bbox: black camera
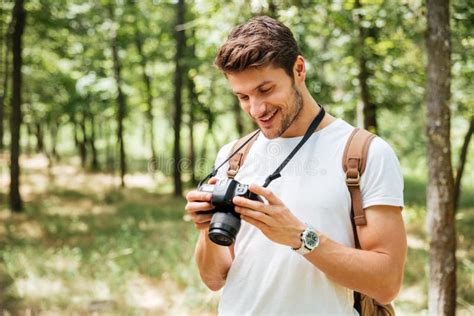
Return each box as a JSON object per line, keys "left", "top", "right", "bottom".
{"left": 198, "top": 178, "right": 263, "bottom": 246}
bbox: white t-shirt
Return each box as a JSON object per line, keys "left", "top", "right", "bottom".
{"left": 212, "top": 119, "right": 404, "bottom": 315}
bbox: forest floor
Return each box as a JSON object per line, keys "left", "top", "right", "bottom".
{"left": 0, "top": 154, "right": 473, "bottom": 315}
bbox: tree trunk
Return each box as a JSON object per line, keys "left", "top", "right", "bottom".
{"left": 188, "top": 103, "right": 196, "bottom": 185}
{"left": 105, "top": 121, "right": 114, "bottom": 173}
{"left": 108, "top": 4, "right": 127, "bottom": 187}
{"left": 173, "top": 0, "right": 185, "bottom": 196}
{"left": 89, "top": 113, "right": 99, "bottom": 171}
{"left": 25, "top": 122, "right": 32, "bottom": 154}
{"left": 186, "top": 32, "right": 198, "bottom": 185}
{"left": 0, "top": 3, "right": 4, "bottom": 151}
{"left": 9, "top": 0, "right": 25, "bottom": 212}
{"left": 79, "top": 115, "right": 88, "bottom": 168}
{"left": 426, "top": 0, "right": 456, "bottom": 314}
{"left": 454, "top": 116, "right": 473, "bottom": 211}
{"left": 0, "top": 10, "right": 12, "bottom": 152}
{"left": 186, "top": 77, "right": 196, "bottom": 185}
{"left": 50, "top": 120, "right": 59, "bottom": 161}
{"left": 73, "top": 119, "right": 78, "bottom": 147}
{"left": 73, "top": 119, "right": 87, "bottom": 167}
{"left": 34, "top": 121, "right": 44, "bottom": 153}
{"left": 133, "top": 23, "right": 157, "bottom": 163}
{"left": 268, "top": 0, "right": 277, "bottom": 18}
{"left": 355, "top": 0, "right": 377, "bottom": 134}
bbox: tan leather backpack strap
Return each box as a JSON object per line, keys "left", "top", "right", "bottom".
{"left": 342, "top": 128, "right": 376, "bottom": 226}
{"left": 227, "top": 131, "right": 259, "bottom": 179}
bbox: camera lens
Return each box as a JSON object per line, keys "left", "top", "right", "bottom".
{"left": 208, "top": 212, "right": 241, "bottom": 246}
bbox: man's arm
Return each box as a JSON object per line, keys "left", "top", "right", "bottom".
{"left": 185, "top": 179, "right": 234, "bottom": 291}
{"left": 194, "top": 231, "right": 234, "bottom": 291}
{"left": 305, "top": 205, "right": 406, "bottom": 304}
{"left": 233, "top": 185, "right": 407, "bottom": 304}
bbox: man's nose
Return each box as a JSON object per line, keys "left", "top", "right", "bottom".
{"left": 249, "top": 96, "right": 266, "bottom": 119}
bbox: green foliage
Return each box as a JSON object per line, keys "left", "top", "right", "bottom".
{"left": 2, "top": 0, "right": 468, "bottom": 184}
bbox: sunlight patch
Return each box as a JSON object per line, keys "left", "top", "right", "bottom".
{"left": 10, "top": 221, "right": 44, "bottom": 240}
{"left": 125, "top": 275, "right": 166, "bottom": 310}
{"left": 45, "top": 200, "right": 115, "bottom": 216}
{"left": 124, "top": 174, "right": 156, "bottom": 190}
{"left": 44, "top": 253, "right": 80, "bottom": 274}
{"left": 407, "top": 235, "right": 427, "bottom": 250}
{"left": 16, "top": 274, "right": 65, "bottom": 299}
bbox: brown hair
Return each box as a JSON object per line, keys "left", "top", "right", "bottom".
{"left": 214, "top": 16, "right": 301, "bottom": 78}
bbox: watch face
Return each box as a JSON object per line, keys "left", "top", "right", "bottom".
{"left": 305, "top": 231, "right": 319, "bottom": 248}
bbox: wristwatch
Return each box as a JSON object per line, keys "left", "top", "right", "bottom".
{"left": 292, "top": 224, "right": 320, "bottom": 255}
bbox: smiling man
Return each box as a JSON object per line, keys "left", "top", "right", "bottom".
{"left": 185, "top": 16, "right": 406, "bottom": 315}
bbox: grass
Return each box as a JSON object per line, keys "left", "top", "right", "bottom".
{"left": 0, "top": 156, "right": 219, "bottom": 314}
{"left": 0, "top": 155, "right": 472, "bottom": 314}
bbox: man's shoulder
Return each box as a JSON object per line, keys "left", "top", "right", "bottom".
{"left": 370, "top": 136, "right": 397, "bottom": 155}
{"left": 219, "top": 139, "right": 239, "bottom": 155}
{"left": 214, "top": 139, "right": 239, "bottom": 167}
{"left": 366, "top": 136, "right": 401, "bottom": 171}
{"left": 330, "top": 120, "right": 398, "bottom": 160}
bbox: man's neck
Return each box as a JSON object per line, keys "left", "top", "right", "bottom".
{"left": 280, "top": 90, "right": 336, "bottom": 138}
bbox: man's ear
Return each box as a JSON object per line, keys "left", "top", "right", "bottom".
{"left": 293, "top": 56, "right": 306, "bottom": 82}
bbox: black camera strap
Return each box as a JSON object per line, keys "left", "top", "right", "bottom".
{"left": 262, "top": 106, "right": 325, "bottom": 188}
{"left": 198, "top": 106, "right": 325, "bottom": 188}
{"left": 198, "top": 129, "right": 261, "bottom": 187}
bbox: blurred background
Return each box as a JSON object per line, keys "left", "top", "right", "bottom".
{"left": 0, "top": 0, "right": 472, "bottom": 314}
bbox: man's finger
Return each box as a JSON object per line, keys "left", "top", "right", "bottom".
{"left": 241, "top": 214, "right": 269, "bottom": 232}
{"left": 185, "top": 202, "right": 215, "bottom": 213}
{"left": 235, "top": 206, "right": 273, "bottom": 225}
{"left": 192, "top": 213, "right": 213, "bottom": 224}
{"left": 186, "top": 191, "right": 212, "bottom": 202}
{"left": 233, "top": 196, "right": 268, "bottom": 214}
{"left": 248, "top": 184, "right": 282, "bottom": 205}
{"left": 195, "top": 222, "right": 210, "bottom": 230}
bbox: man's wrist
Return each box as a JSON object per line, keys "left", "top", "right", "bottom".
{"left": 291, "top": 223, "right": 307, "bottom": 248}
{"left": 292, "top": 224, "right": 320, "bottom": 255}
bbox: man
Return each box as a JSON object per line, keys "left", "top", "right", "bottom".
{"left": 185, "top": 16, "right": 406, "bottom": 315}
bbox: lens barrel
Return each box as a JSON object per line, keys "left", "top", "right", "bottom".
{"left": 208, "top": 212, "right": 241, "bottom": 246}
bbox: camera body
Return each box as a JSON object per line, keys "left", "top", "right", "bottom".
{"left": 199, "top": 178, "right": 263, "bottom": 246}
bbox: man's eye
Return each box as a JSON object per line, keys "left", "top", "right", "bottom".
{"left": 260, "top": 87, "right": 272, "bottom": 94}
{"left": 238, "top": 95, "right": 249, "bottom": 101}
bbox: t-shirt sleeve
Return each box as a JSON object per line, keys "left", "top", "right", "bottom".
{"left": 360, "top": 137, "right": 404, "bottom": 209}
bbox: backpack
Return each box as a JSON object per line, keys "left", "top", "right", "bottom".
{"left": 226, "top": 127, "right": 396, "bottom": 316}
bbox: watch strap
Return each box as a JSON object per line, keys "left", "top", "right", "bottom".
{"left": 292, "top": 225, "right": 319, "bottom": 255}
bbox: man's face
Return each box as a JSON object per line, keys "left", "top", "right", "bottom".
{"left": 227, "top": 65, "right": 303, "bottom": 139}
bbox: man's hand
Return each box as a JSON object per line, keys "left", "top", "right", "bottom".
{"left": 185, "top": 177, "right": 217, "bottom": 230}
{"left": 233, "top": 184, "right": 305, "bottom": 248}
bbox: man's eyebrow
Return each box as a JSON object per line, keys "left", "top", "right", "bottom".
{"left": 233, "top": 80, "right": 273, "bottom": 95}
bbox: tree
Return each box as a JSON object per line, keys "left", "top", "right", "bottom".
{"left": 454, "top": 116, "right": 473, "bottom": 211}
{"left": 9, "top": 0, "right": 25, "bottom": 212}
{"left": 0, "top": 3, "right": 13, "bottom": 151}
{"left": 354, "top": 0, "right": 377, "bottom": 134}
{"left": 451, "top": 0, "right": 474, "bottom": 213}
{"left": 186, "top": 29, "right": 198, "bottom": 185}
{"left": 131, "top": 2, "right": 158, "bottom": 163}
{"left": 426, "top": 0, "right": 456, "bottom": 314}
{"left": 108, "top": 3, "right": 127, "bottom": 188}
{"left": 173, "top": 0, "right": 185, "bottom": 196}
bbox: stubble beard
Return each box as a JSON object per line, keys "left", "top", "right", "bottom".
{"left": 276, "top": 84, "right": 304, "bottom": 138}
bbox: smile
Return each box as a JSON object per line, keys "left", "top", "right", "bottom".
{"left": 260, "top": 109, "right": 278, "bottom": 123}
